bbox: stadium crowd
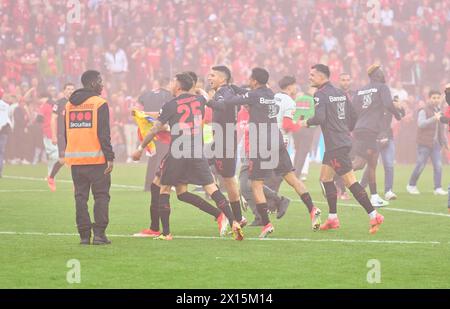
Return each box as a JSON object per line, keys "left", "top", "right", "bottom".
{"left": 0, "top": 0, "right": 449, "bottom": 164}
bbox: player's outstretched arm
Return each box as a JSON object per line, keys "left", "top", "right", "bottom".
{"left": 208, "top": 92, "right": 250, "bottom": 110}
{"left": 380, "top": 85, "right": 403, "bottom": 120}
{"left": 132, "top": 120, "right": 164, "bottom": 161}
{"left": 305, "top": 94, "right": 326, "bottom": 127}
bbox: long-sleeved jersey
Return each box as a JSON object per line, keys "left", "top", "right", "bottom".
{"left": 207, "top": 84, "right": 239, "bottom": 153}
{"left": 352, "top": 82, "right": 402, "bottom": 136}
{"left": 307, "top": 82, "right": 356, "bottom": 152}
{"left": 216, "top": 85, "right": 284, "bottom": 153}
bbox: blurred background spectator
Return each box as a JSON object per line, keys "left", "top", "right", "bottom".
{"left": 0, "top": 0, "right": 448, "bottom": 163}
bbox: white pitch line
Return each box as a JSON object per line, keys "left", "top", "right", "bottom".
{"left": 310, "top": 200, "right": 450, "bottom": 218}
{"left": 0, "top": 231, "right": 442, "bottom": 245}
{"left": 3, "top": 175, "right": 449, "bottom": 217}
{"left": 0, "top": 189, "right": 59, "bottom": 192}
{"left": 0, "top": 189, "right": 140, "bottom": 193}
{"left": 2, "top": 175, "right": 142, "bottom": 190}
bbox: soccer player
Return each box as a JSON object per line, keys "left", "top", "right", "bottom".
{"left": 207, "top": 65, "right": 247, "bottom": 226}
{"left": 268, "top": 75, "right": 303, "bottom": 195}
{"left": 237, "top": 105, "right": 290, "bottom": 226}
{"left": 360, "top": 105, "right": 399, "bottom": 201}
{"left": 300, "top": 64, "right": 384, "bottom": 234}
{"left": 133, "top": 72, "right": 223, "bottom": 238}
{"left": 37, "top": 93, "right": 60, "bottom": 188}
{"left": 334, "top": 73, "right": 355, "bottom": 200}
{"left": 351, "top": 65, "right": 403, "bottom": 207}
{"left": 216, "top": 67, "right": 321, "bottom": 238}
{"left": 137, "top": 76, "right": 172, "bottom": 192}
{"left": 132, "top": 73, "right": 243, "bottom": 241}
{"left": 47, "top": 83, "right": 75, "bottom": 191}
{"left": 275, "top": 76, "right": 301, "bottom": 153}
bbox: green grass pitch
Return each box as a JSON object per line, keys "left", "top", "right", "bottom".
{"left": 0, "top": 163, "right": 449, "bottom": 288}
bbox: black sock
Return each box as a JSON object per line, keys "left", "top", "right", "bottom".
{"left": 369, "top": 182, "right": 377, "bottom": 195}
{"left": 158, "top": 194, "right": 171, "bottom": 235}
{"left": 323, "top": 181, "right": 337, "bottom": 214}
{"left": 230, "top": 201, "right": 242, "bottom": 222}
{"left": 49, "top": 161, "right": 64, "bottom": 179}
{"left": 211, "top": 190, "right": 235, "bottom": 223}
{"left": 300, "top": 192, "right": 314, "bottom": 213}
{"left": 178, "top": 192, "right": 221, "bottom": 218}
{"left": 150, "top": 183, "right": 160, "bottom": 231}
{"left": 349, "top": 182, "right": 374, "bottom": 214}
{"left": 256, "top": 203, "right": 270, "bottom": 225}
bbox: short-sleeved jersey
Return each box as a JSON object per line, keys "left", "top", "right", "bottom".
{"left": 158, "top": 93, "right": 206, "bottom": 158}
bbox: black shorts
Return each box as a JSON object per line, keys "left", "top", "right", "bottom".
{"left": 159, "top": 154, "right": 214, "bottom": 186}
{"left": 352, "top": 132, "right": 379, "bottom": 160}
{"left": 212, "top": 157, "right": 236, "bottom": 178}
{"left": 322, "top": 147, "right": 353, "bottom": 176}
{"left": 249, "top": 146, "right": 294, "bottom": 181}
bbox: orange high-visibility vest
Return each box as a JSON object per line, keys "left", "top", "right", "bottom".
{"left": 65, "top": 96, "right": 107, "bottom": 166}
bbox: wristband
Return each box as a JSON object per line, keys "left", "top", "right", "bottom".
{"left": 138, "top": 145, "right": 144, "bottom": 152}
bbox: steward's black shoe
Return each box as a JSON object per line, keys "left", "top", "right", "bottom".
{"left": 92, "top": 235, "right": 111, "bottom": 245}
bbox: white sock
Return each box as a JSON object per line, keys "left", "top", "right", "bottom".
{"left": 369, "top": 210, "right": 377, "bottom": 220}
{"left": 371, "top": 194, "right": 379, "bottom": 199}
{"left": 328, "top": 213, "right": 338, "bottom": 219}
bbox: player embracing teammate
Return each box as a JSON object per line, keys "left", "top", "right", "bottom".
{"left": 212, "top": 67, "right": 322, "bottom": 238}
{"left": 299, "top": 64, "right": 384, "bottom": 234}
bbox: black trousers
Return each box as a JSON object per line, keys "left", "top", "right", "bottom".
{"left": 71, "top": 163, "right": 111, "bottom": 237}
{"left": 144, "top": 141, "right": 170, "bottom": 191}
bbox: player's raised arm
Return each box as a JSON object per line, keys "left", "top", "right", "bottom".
{"left": 208, "top": 91, "right": 251, "bottom": 110}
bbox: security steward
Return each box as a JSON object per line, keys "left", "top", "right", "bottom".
{"left": 60, "top": 70, "right": 115, "bottom": 245}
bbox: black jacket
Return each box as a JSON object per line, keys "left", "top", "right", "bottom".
{"left": 60, "top": 88, "right": 115, "bottom": 161}
{"left": 307, "top": 82, "right": 356, "bottom": 151}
